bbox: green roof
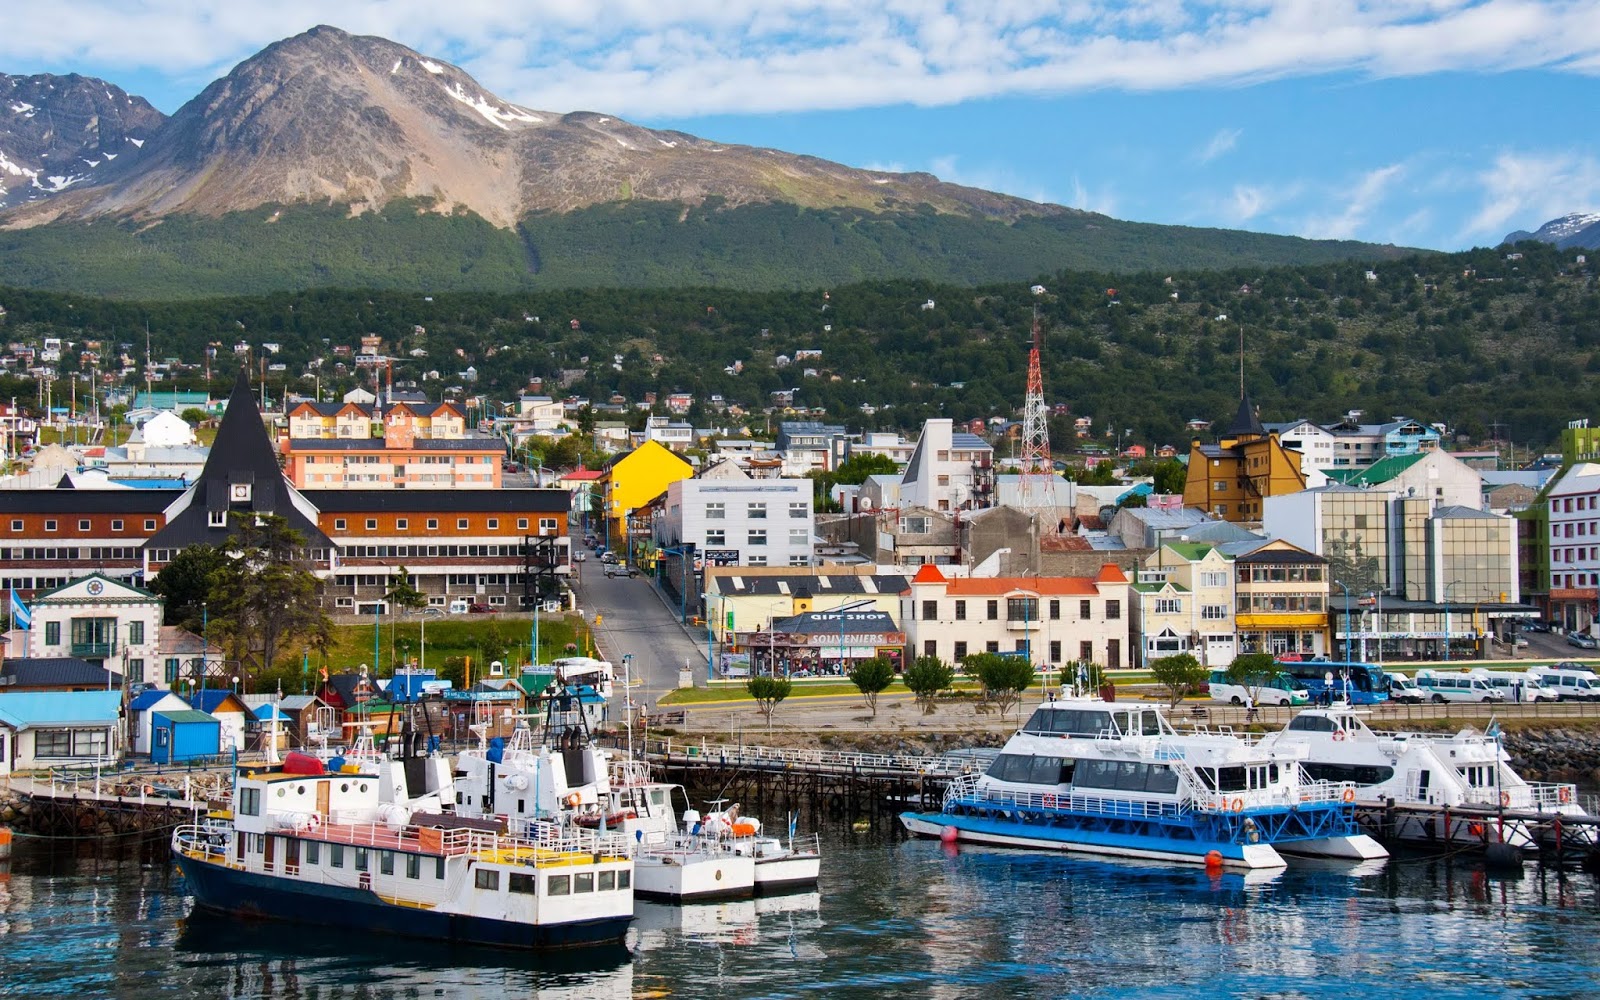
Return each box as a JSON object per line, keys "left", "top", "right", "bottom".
{"left": 1162, "top": 541, "right": 1224, "bottom": 561}
{"left": 154, "top": 709, "right": 218, "bottom": 724}
{"left": 1341, "top": 452, "right": 1427, "bottom": 487}
{"left": 1132, "top": 581, "right": 1191, "bottom": 594}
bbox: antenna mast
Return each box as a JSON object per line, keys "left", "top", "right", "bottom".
{"left": 1019, "top": 306, "right": 1058, "bottom": 513}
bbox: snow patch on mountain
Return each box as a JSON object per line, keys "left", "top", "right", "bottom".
{"left": 1505, "top": 212, "right": 1600, "bottom": 250}
{"left": 420, "top": 59, "right": 444, "bottom": 75}
{"left": 444, "top": 82, "right": 540, "bottom": 129}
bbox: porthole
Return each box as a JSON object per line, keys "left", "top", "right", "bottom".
{"left": 276, "top": 788, "right": 286, "bottom": 797}
{"left": 296, "top": 786, "right": 306, "bottom": 795}
{"left": 341, "top": 783, "right": 350, "bottom": 793}
{"left": 359, "top": 783, "right": 369, "bottom": 793}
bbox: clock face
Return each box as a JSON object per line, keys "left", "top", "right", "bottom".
{"left": 231, "top": 484, "right": 251, "bottom": 502}
{"left": 87, "top": 580, "right": 104, "bottom": 596}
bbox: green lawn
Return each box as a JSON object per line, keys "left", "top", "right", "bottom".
{"left": 317, "top": 615, "right": 590, "bottom": 675}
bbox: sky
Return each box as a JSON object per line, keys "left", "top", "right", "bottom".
{"left": 4, "top": 1, "right": 1599, "bottom": 250}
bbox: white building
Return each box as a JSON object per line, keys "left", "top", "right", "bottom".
{"left": 655, "top": 465, "right": 814, "bottom": 568}
{"left": 21, "top": 574, "right": 166, "bottom": 689}
{"left": 898, "top": 418, "right": 995, "bottom": 512}
{"left": 902, "top": 563, "right": 1132, "bottom": 669}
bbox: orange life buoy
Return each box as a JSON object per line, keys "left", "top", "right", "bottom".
{"left": 1042, "top": 793, "right": 1057, "bottom": 809}
{"left": 1500, "top": 791, "right": 1511, "bottom": 808}
{"left": 566, "top": 793, "right": 581, "bottom": 808}
{"left": 1231, "top": 798, "right": 1244, "bottom": 813}
{"left": 1331, "top": 730, "right": 1347, "bottom": 742}
{"left": 1559, "top": 787, "right": 1573, "bottom": 804}
{"left": 1341, "top": 788, "right": 1355, "bottom": 803}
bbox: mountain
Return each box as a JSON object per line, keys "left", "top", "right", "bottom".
{"left": 0, "top": 26, "right": 1417, "bottom": 297}
{"left": 0, "top": 73, "right": 165, "bottom": 210}
{"left": 1504, "top": 212, "right": 1600, "bottom": 251}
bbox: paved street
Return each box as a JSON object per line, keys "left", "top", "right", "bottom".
{"left": 568, "top": 547, "right": 709, "bottom": 715}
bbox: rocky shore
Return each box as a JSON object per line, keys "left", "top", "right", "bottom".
{"left": 1503, "top": 727, "right": 1600, "bottom": 784}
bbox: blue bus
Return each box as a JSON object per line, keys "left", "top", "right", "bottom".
{"left": 1273, "top": 660, "right": 1390, "bottom": 705}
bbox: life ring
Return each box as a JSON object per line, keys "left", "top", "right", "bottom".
{"left": 1559, "top": 787, "right": 1573, "bottom": 804}
{"left": 1500, "top": 791, "right": 1511, "bottom": 808}
{"left": 1041, "top": 793, "right": 1057, "bottom": 809}
{"left": 566, "top": 793, "right": 582, "bottom": 808}
{"left": 1331, "top": 730, "right": 1347, "bottom": 742}
{"left": 1341, "top": 788, "right": 1355, "bottom": 804}
{"left": 1231, "top": 798, "right": 1244, "bottom": 813}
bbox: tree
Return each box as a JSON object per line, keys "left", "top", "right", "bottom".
{"left": 385, "top": 566, "right": 427, "bottom": 614}
{"left": 1224, "top": 652, "right": 1278, "bottom": 707}
{"left": 903, "top": 655, "right": 955, "bottom": 714}
{"left": 210, "top": 513, "right": 332, "bottom": 689}
{"left": 150, "top": 543, "right": 229, "bottom": 629}
{"left": 967, "top": 653, "right": 1038, "bottom": 721}
{"left": 847, "top": 657, "right": 897, "bottom": 719}
{"left": 180, "top": 407, "right": 209, "bottom": 425}
{"left": 746, "top": 675, "right": 792, "bottom": 727}
{"left": 1150, "top": 653, "right": 1207, "bottom": 709}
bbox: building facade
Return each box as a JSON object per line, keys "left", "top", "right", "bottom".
{"left": 1233, "top": 540, "right": 1330, "bottom": 658}
{"left": 655, "top": 471, "right": 813, "bottom": 569}
{"left": 1183, "top": 397, "right": 1307, "bottom": 523}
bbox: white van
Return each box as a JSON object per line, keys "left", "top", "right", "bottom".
{"left": 1468, "top": 669, "right": 1557, "bottom": 703}
{"left": 448, "top": 598, "right": 471, "bottom": 615}
{"left": 1384, "top": 672, "right": 1426, "bottom": 703}
{"left": 1412, "top": 670, "right": 1505, "bottom": 704}
{"left": 1526, "top": 666, "right": 1600, "bottom": 701}
{"left": 1206, "top": 670, "right": 1309, "bottom": 706}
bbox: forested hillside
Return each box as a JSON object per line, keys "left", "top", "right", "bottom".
{"left": 0, "top": 241, "right": 1593, "bottom": 449}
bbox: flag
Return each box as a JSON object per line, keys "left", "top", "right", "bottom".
{"left": 9, "top": 590, "right": 30, "bottom": 630}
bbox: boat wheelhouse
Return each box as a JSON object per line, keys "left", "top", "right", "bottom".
{"left": 901, "top": 696, "right": 1386, "bottom": 869}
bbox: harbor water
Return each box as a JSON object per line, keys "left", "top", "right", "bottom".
{"left": 1, "top": 826, "right": 1597, "bottom": 999}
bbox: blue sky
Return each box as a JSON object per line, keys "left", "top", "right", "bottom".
{"left": 5, "top": 2, "right": 1598, "bottom": 250}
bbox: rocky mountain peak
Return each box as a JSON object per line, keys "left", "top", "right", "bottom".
{"left": 1504, "top": 212, "right": 1600, "bottom": 251}
{"left": 0, "top": 72, "right": 165, "bottom": 209}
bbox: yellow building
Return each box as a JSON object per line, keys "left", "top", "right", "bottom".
{"left": 600, "top": 441, "right": 693, "bottom": 558}
{"left": 1184, "top": 396, "right": 1306, "bottom": 523}
{"left": 1233, "top": 539, "right": 1330, "bottom": 658}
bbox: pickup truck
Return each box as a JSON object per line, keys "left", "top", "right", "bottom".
{"left": 604, "top": 564, "right": 640, "bottom": 578}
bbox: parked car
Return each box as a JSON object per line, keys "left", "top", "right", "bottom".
{"left": 604, "top": 564, "right": 639, "bottom": 578}
{"left": 600, "top": 551, "right": 619, "bottom": 565}
{"left": 1522, "top": 619, "right": 1553, "bottom": 633}
{"left": 572, "top": 551, "right": 586, "bottom": 562}
{"left": 420, "top": 606, "right": 445, "bottom": 617}
{"left": 1384, "top": 672, "right": 1427, "bottom": 703}
{"left": 1566, "top": 631, "right": 1598, "bottom": 650}
{"left": 468, "top": 603, "right": 497, "bottom": 614}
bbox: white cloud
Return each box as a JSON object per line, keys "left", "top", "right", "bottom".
{"left": 4, "top": 2, "right": 1600, "bottom": 117}
{"left": 1230, "top": 184, "right": 1267, "bottom": 222}
{"left": 1301, "top": 163, "right": 1405, "bottom": 240}
{"left": 1197, "top": 128, "right": 1242, "bottom": 164}
{"left": 1463, "top": 150, "right": 1600, "bottom": 241}
{"left": 1069, "top": 174, "right": 1118, "bottom": 217}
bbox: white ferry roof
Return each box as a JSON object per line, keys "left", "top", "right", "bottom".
{"left": 1015, "top": 697, "right": 1307, "bottom": 766}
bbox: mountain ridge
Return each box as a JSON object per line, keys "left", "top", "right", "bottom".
{"left": 1505, "top": 212, "right": 1600, "bottom": 251}
{"left": 0, "top": 72, "right": 165, "bottom": 210}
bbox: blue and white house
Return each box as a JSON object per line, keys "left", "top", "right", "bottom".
{"left": 0, "top": 690, "right": 123, "bottom": 775}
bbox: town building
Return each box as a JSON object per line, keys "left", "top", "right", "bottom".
{"left": 1544, "top": 462, "right": 1600, "bottom": 634}
{"left": 1183, "top": 396, "right": 1307, "bottom": 523}
{"left": 1270, "top": 414, "right": 1442, "bottom": 470}
{"left": 1232, "top": 540, "right": 1330, "bottom": 659}
{"left": 899, "top": 418, "right": 996, "bottom": 513}
{"left": 742, "top": 605, "right": 906, "bottom": 676}
{"left": 653, "top": 465, "right": 813, "bottom": 569}
{"left": 0, "top": 690, "right": 123, "bottom": 773}
{"left": 902, "top": 563, "right": 1132, "bottom": 669}
{"left": 15, "top": 574, "right": 164, "bottom": 689}
{"left": 1140, "top": 542, "right": 1239, "bottom": 666}
{"left": 600, "top": 441, "right": 694, "bottom": 557}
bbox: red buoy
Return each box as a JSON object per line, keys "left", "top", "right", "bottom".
{"left": 1205, "top": 850, "right": 1224, "bottom": 871}
{"left": 940, "top": 825, "right": 959, "bottom": 844}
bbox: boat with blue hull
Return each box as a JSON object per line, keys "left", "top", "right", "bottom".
{"left": 901, "top": 696, "right": 1387, "bottom": 869}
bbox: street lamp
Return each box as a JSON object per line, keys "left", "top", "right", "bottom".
{"left": 1443, "top": 581, "right": 1462, "bottom": 662}
{"left": 1332, "top": 580, "right": 1352, "bottom": 663}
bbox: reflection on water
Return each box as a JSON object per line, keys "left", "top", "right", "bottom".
{"left": 0, "top": 828, "right": 1597, "bottom": 999}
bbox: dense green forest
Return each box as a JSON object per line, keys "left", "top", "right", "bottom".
{"left": 0, "top": 241, "right": 1594, "bottom": 451}
{"left": 0, "top": 198, "right": 1409, "bottom": 300}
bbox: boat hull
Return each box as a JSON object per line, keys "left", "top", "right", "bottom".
{"left": 174, "top": 853, "right": 632, "bottom": 950}
{"left": 753, "top": 853, "right": 822, "bottom": 893}
{"left": 633, "top": 854, "right": 756, "bottom": 902}
{"left": 900, "top": 811, "right": 1287, "bottom": 869}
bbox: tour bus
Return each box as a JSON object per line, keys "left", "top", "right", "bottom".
{"left": 1206, "top": 670, "right": 1309, "bottom": 706}
{"left": 1412, "top": 669, "right": 1505, "bottom": 703}
{"left": 1274, "top": 660, "right": 1390, "bottom": 705}
{"left": 1526, "top": 665, "right": 1600, "bottom": 701}
{"left": 1467, "top": 669, "right": 1558, "bottom": 703}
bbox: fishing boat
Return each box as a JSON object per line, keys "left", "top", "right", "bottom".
{"left": 453, "top": 687, "right": 757, "bottom": 901}
{"left": 1253, "top": 705, "right": 1595, "bottom": 851}
{"left": 172, "top": 743, "right": 634, "bottom": 950}
{"left": 900, "top": 695, "right": 1387, "bottom": 869}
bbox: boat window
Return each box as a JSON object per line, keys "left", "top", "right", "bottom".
{"left": 547, "top": 873, "right": 571, "bottom": 896}
{"left": 1070, "top": 759, "right": 1176, "bottom": 793}
{"left": 237, "top": 787, "right": 261, "bottom": 816}
{"left": 509, "top": 873, "right": 537, "bottom": 894}
{"left": 651, "top": 789, "right": 667, "bottom": 808}
{"left": 380, "top": 851, "right": 394, "bottom": 875}
{"left": 435, "top": 858, "right": 446, "bottom": 880}
{"left": 988, "top": 753, "right": 1066, "bottom": 784}
{"left": 1146, "top": 765, "right": 1179, "bottom": 795}
{"left": 575, "top": 872, "right": 595, "bottom": 893}
{"left": 331, "top": 845, "right": 344, "bottom": 868}
{"left": 599, "top": 870, "right": 616, "bottom": 891}
{"left": 1301, "top": 762, "right": 1394, "bottom": 785}
{"left": 1114, "top": 761, "right": 1148, "bottom": 791}
{"left": 1028, "top": 755, "right": 1069, "bottom": 785}
{"left": 1141, "top": 711, "right": 1161, "bottom": 736}
{"left": 306, "top": 841, "right": 320, "bottom": 865}
{"left": 1287, "top": 714, "right": 1338, "bottom": 733}
{"left": 1022, "top": 709, "right": 1115, "bottom": 736}
{"left": 355, "top": 848, "right": 369, "bottom": 872}
{"left": 406, "top": 854, "right": 420, "bottom": 879}
{"left": 618, "top": 870, "right": 631, "bottom": 890}
{"left": 1198, "top": 766, "right": 1248, "bottom": 792}
{"left": 475, "top": 869, "right": 500, "bottom": 891}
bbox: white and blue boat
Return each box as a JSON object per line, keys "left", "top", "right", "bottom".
{"left": 901, "top": 696, "right": 1388, "bottom": 869}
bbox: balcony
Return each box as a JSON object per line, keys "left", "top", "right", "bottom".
{"left": 71, "top": 642, "right": 113, "bottom": 658}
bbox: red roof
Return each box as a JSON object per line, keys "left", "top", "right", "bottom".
{"left": 1095, "top": 563, "right": 1128, "bottom": 584}
{"left": 911, "top": 564, "right": 948, "bottom": 584}
{"left": 562, "top": 470, "right": 605, "bottom": 481}
{"left": 939, "top": 576, "right": 1100, "bottom": 596}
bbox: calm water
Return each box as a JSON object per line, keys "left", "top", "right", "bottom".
{"left": 2, "top": 827, "right": 1599, "bottom": 999}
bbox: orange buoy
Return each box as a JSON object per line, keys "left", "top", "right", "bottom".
{"left": 1205, "top": 850, "right": 1224, "bottom": 871}
{"left": 940, "top": 825, "right": 959, "bottom": 844}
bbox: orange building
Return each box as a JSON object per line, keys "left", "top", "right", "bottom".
{"left": 1183, "top": 396, "right": 1306, "bottom": 524}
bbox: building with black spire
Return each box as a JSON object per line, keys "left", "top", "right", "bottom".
{"left": 1182, "top": 393, "right": 1307, "bottom": 524}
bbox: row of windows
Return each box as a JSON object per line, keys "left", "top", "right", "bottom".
{"left": 1236, "top": 565, "right": 1325, "bottom": 583}
{"left": 703, "top": 528, "right": 809, "bottom": 547}
{"left": 920, "top": 639, "right": 1117, "bottom": 667}
{"left": 0, "top": 546, "right": 141, "bottom": 561}
{"left": 917, "top": 598, "right": 1120, "bottom": 622}
{"left": 331, "top": 517, "right": 558, "bottom": 533}
{"left": 1554, "top": 521, "right": 1598, "bottom": 539}
{"left": 9, "top": 518, "right": 158, "bottom": 533}
{"left": 703, "top": 502, "right": 808, "bottom": 520}
{"left": 474, "top": 867, "right": 630, "bottom": 896}
{"left": 32, "top": 727, "right": 109, "bottom": 758}
{"left": 1556, "top": 495, "right": 1600, "bottom": 513}
{"left": 1238, "top": 594, "right": 1326, "bottom": 613}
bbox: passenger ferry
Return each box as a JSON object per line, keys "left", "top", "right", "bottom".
{"left": 901, "top": 696, "right": 1387, "bottom": 869}
{"left": 1254, "top": 705, "right": 1594, "bottom": 850}
{"left": 172, "top": 747, "right": 635, "bottom": 950}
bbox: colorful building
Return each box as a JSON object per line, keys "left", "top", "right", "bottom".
{"left": 1183, "top": 396, "right": 1307, "bottom": 523}
{"left": 600, "top": 441, "right": 694, "bottom": 557}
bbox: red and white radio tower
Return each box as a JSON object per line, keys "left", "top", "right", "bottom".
{"left": 1019, "top": 307, "right": 1057, "bottom": 512}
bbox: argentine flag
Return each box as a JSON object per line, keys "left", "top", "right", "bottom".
{"left": 9, "top": 590, "right": 31, "bottom": 630}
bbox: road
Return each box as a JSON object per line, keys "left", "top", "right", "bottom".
{"left": 568, "top": 547, "right": 709, "bottom": 716}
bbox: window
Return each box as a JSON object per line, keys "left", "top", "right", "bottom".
{"left": 164, "top": 658, "right": 181, "bottom": 683}
{"left": 789, "top": 502, "right": 808, "bottom": 518}
{"left": 237, "top": 787, "right": 261, "bottom": 816}
{"left": 208, "top": 511, "right": 227, "bottom": 528}
{"left": 406, "top": 854, "right": 420, "bottom": 879}
{"left": 1049, "top": 600, "right": 1061, "bottom": 620}
{"left": 540, "top": 518, "right": 558, "bottom": 534}
{"left": 111, "top": 519, "right": 123, "bottom": 532}
{"left": 953, "top": 641, "right": 968, "bottom": 660}
{"left": 1080, "top": 600, "right": 1092, "bottom": 619}
{"left": 307, "top": 841, "right": 320, "bottom": 865}
{"left": 923, "top": 639, "right": 937, "bottom": 657}
{"left": 954, "top": 600, "right": 966, "bottom": 621}
{"left": 145, "top": 519, "right": 156, "bottom": 531}
{"left": 1155, "top": 598, "right": 1181, "bottom": 615}
{"left": 706, "top": 503, "right": 725, "bottom": 520}
{"left": 599, "top": 870, "right": 616, "bottom": 891}
{"left": 547, "top": 874, "right": 571, "bottom": 896}
{"left": 748, "top": 530, "right": 767, "bottom": 547}
{"left": 1050, "top": 640, "right": 1062, "bottom": 661}
{"left": 355, "top": 848, "right": 369, "bottom": 872}
{"left": 457, "top": 519, "right": 468, "bottom": 530}
{"left": 985, "top": 641, "right": 1000, "bottom": 653}
{"left": 1080, "top": 641, "right": 1094, "bottom": 661}
{"left": 509, "top": 872, "right": 537, "bottom": 894}
{"left": 44, "top": 519, "right": 57, "bottom": 532}
{"left": 331, "top": 845, "right": 345, "bottom": 868}
{"left": 1202, "top": 604, "right": 1229, "bottom": 621}
{"left": 45, "top": 621, "right": 60, "bottom": 646}
{"left": 397, "top": 519, "right": 408, "bottom": 531}
{"left": 78, "top": 519, "right": 90, "bottom": 531}
{"left": 748, "top": 503, "right": 767, "bottom": 519}
{"left": 1213, "top": 481, "right": 1228, "bottom": 492}
{"left": 1200, "top": 571, "right": 1228, "bottom": 589}
{"left": 335, "top": 519, "right": 347, "bottom": 531}
{"left": 487, "top": 519, "right": 499, "bottom": 530}
{"left": 428, "top": 519, "right": 439, "bottom": 530}
{"left": 746, "top": 555, "right": 767, "bottom": 567}
{"left": 899, "top": 516, "right": 930, "bottom": 534}
{"left": 380, "top": 851, "right": 395, "bottom": 875}
{"left": 574, "top": 872, "right": 594, "bottom": 893}
{"left": 789, "top": 528, "right": 809, "bottom": 545}
{"left": 1106, "top": 600, "right": 1121, "bottom": 620}
{"left": 8, "top": 520, "right": 19, "bottom": 531}
{"left": 705, "top": 529, "right": 726, "bottom": 546}
{"left": 127, "top": 658, "right": 144, "bottom": 679}
{"left": 517, "top": 518, "right": 528, "bottom": 530}
{"left": 475, "top": 869, "right": 500, "bottom": 891}
{"left": 366, "top": 519, "right": 378, "bottom": 531}
{"left": 987, "top": 600, "right": 999, "bottom": 620}
{"left": 922, "top": 600, "right": 938, "bottom": 620}
{"left": 1007, "top": 597, "right": 1039, "bottom": 621}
